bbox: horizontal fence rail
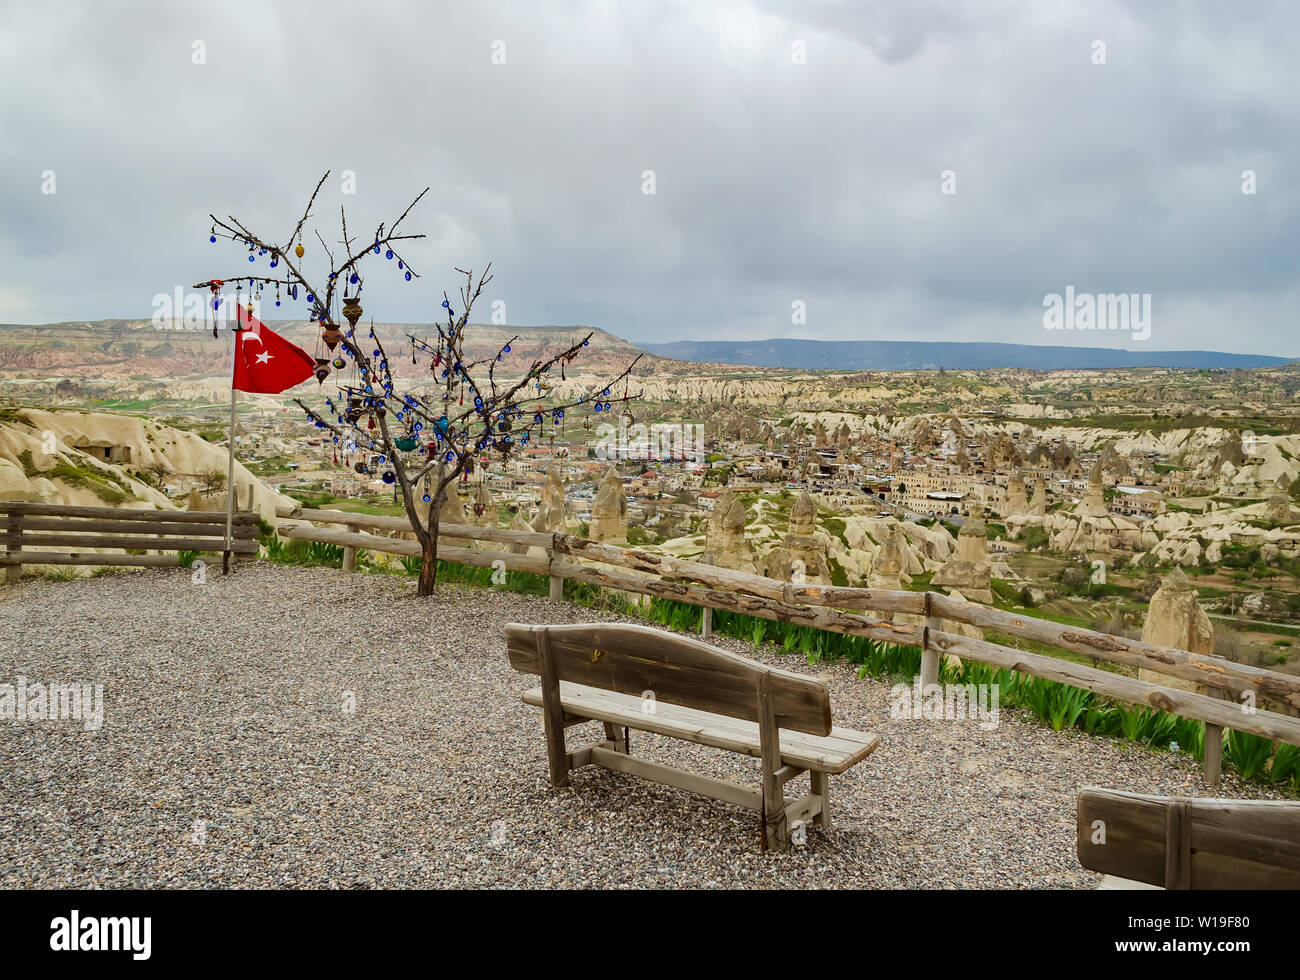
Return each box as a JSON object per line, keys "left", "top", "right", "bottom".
{"left": 271, "top": 503, "right": 1300, "bottom": 779}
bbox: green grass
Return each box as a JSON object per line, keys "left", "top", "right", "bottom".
{"left": 17, "top": 449, "right": 133, "bottom": 504}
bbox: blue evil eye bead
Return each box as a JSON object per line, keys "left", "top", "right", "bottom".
{"left": 404, "top": 271, "right": 412, "bottom": 281}
{"left": 350, "top": 273, "right": 358, "bottom": 284}
{"left": 275, "top": 300, "right": 281, "bottom": 306}
{"left": 210, "top": 235, "right": 216, "bottom": 243}
{"left": 373, "top": 349, "right": 381, "bottom": 357}
{"left": 583, "top": 339, "right": 589, "bottom": 346}
{"left": 270, "top": 258, "right": 278, "bottom": 268}
{"left": 248, "top": 255, "right": 255, "bottom": 262}
{"left": 442, "top": 300, "right": 449, "bottom": 308}
{"left": 374, "top": 244, "right": 381, "bottom": 254}
{"left": 377, "top": 455, "right": 386, "bottom": 464}
{"left": 398, "top": 260, "right": 403, "bottom": 269}
{"left": 395, "top": 411, "right": 405, "bottom": 421}
{"left": 365, "top": 385, "right": 373, "bottom": 394}
{"left": 533, "top": 412, "right": 542, "bottom": 423}
{"left": 602, "top": 389, "right": 610, "bottom": 397}
{"left": 306, "top": 293, "right": 315, "bottom": 302}
{"left": 422, "top": 494, "right": 431, "bottom": 503}
{"left": 413, "top": 421, "right": 423, "bottom": 432}
{"left": 503, "top": 344, "right": 511, "bottom": 353}
{"left": 445, "top": 451, "right": 454, "bottom": 463}
{"left": 594, "top": 402, "right": 603, "bottom": 412}
{"left": 386, "top": 249, "right": 394, "bottom": 260}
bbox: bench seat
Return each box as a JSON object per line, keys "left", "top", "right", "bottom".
{"left": 523, "top": 680, "right": 880, "bottom": 775}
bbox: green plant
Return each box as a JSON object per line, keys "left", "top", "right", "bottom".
{"left": 1115, "top": 706, "right": 1179, "bottom": 747}
{"left": 1171, "top": 717, "right": 1206, "bottom": 762}
{"left": 177, "top": 550, "right": 201, "bottom": 568}
{"left": 1268, "top": 743, "right": 1300, "bottom": 785}
{"left": 1225, "top": 729, "right": 1274, "bottom": 780}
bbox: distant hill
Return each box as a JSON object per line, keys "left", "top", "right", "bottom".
{"left": 636, "top": 339, "right": 1294, "bottom": 371}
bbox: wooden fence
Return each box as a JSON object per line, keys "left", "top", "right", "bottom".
{"left": 0, "top": 501, "right": 260, "bottom": 580}
{"left": 276, "top": 504, "right": 1300, "bottom": 786}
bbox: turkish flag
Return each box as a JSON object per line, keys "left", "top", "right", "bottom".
{"left": 231, "top": 305, "right": 316, "bottom": 394}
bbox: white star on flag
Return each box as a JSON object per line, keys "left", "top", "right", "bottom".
{"left": 255, "top": 351, "right": 273, "bottom": 364}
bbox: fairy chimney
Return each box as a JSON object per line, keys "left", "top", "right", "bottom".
{"left": 932, "top": 509, "right": 993, "bottom": 603}
{"left": 765, "top": 491, "right": 831, "bottom": 584}
{"left": 702, "top": 489, "right": 758, "bottom": 574}
{"left": 531, "top": 468, "right": 568, "bottom": 535}
{"left": 589, "top": 466, "right": 627, "bottom": 543}
{"left": 1137, "top": 568, "right": 1216, "bottom": 693}
{"left": 868, "top": 524, "right": 908, "bottom": 590}
{"left": 472, "top": 483, "right": 494, "bottom": 526}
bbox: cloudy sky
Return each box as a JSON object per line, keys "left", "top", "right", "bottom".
{"left": 1, "top": 0, "right": 1296, "bottom": 354}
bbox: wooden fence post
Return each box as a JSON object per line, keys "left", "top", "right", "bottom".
{"left": 1204, "top": 684, "right": 1227, "bottom": 787}
{"left": 920, "top": 591, "right": 940, "bottom": 687}
{"left": 342, "top": 545, "right": 357, "bottom": 573}
{"left": 701, "top": 607, "right": 713, "bottom": 641}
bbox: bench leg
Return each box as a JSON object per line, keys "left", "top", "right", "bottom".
{"left": 811, "top": 771, "right": 830, "bottom": 829}
{"left": 757, "top": 673, "right": 788, "bottom": 852}
{"left": 603, "top": 722, "right": 629, "bottom": 754}
{"left": 536, "top": 629, "right": 570, "bottom": 787}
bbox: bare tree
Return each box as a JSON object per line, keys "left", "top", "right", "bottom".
{"left": 203, "top": 171, "right": 641, "bottom": 595}
{"left": 197, "top": 469, "right": 226, "bottom": 493}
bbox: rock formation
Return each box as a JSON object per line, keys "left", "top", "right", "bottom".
{"left": 1137, "top": 568, "right": 1215, "bottom": 693}
{"left": 932, "top": 509, "right": 993, "bottom": 603}
{"left": 472, "top": 483, "right": 494, "bottom": 526}
{"left": 701, "top": 489, "right": 758, "bottom": 574}
{"left": 867, "top": 523, "right": 908, "bottom": 590}
{"left": 589, "top": 466, "right": 627, "bottom": 543}
{"left": 531, "top": 468, "right": 568, "bottom": 535}
{"left": 764, "top": 491, "right": 832, "bottom": 584}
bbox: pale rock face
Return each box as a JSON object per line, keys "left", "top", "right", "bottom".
{"left": 590, "top": 466, "right": 627, "bottom": 543}
{"left": 510, "top": 509, "right": 533, "bottom": 555}
{"left": 932, "top": 513, "right": 993, "bottom": 603}
{"left": 867, "top": 523, "right": 908, "bottom": 590}
{"left": 472, "top": 483, "right": 494, "bottom": 525}
{"left": 1002, "top": 477, "right": 1028, "bottom": 518}
{"left": 702, "top": 489, "right": 757, "bottom": 574}
{"left": 1137, "top": 568, "right": 1216, "bottom": 693}
{"left": 439, "top": 489, "right": 468, "bottom": 526}
{"left": 531, "top": 468, "right": 568, "bottom": 535}
{"left": 0, "top": 407, "right": 293, "bottom": 520}
{"left": 935, "top": 588, "right": 986, "bottom": 668}
{"left": 765, "top": 491, "right": 832, "bottom": 584}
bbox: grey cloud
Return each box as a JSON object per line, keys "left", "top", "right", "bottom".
{"left": 0, "top": 0, "right": 1295, "bottom": 355}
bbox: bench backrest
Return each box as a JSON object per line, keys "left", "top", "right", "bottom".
{"left": 1077, "top": 787, "right": 1300, "bottom": 889}
{"left": 505, "top": 622, "right": 833, "bottom": 736}
{"left": 0, "top": 502, "right": 260, "bottom": 568}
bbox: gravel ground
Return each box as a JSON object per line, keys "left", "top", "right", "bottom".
{"left": 0, "top": 562, "right": 1284, "bottom": 889}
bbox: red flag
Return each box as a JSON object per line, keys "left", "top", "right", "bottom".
{"left": 231, "top": 306, "right": 316, "bottom": 394}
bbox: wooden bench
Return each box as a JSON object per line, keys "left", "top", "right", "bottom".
{"left": 1077, "top": 787, "right": 1300, "bottom": 889}
{"left": 0, "top": 502, "right": 259, "bottom": 581}
{"left": 506, "top": 621, "right": 881, "bottom": 851}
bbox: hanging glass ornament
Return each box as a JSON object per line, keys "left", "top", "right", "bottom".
{"left": 295, "top": 242, "right": 305, "bottom": 258}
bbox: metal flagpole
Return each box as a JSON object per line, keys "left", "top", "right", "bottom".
{"left": 224, "top": 324, "right": 237, "bottom": 575}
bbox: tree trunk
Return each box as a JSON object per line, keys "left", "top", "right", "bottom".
{"left": 416, "top": 493, "right": 443, "bottom": 597}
